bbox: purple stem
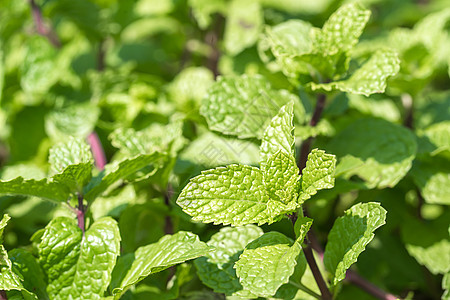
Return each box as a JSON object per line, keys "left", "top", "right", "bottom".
{"left": 76, "top": 193, "right": 85, "bottom": 234}
{"left": 0, "top": 290, "right": 7, "bottom": 300}
{"left": 29, "top": 0, "right": 61, "bottom": 48}
{"left": 87, "top": 132, "right": 107, "bottom": 171}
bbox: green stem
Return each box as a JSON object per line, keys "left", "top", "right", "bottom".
{"left": 289, "top": 280, "right": 322, "bottom": 299}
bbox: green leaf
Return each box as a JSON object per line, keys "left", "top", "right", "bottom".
{"left": 188, "top": 0, "right": 226, "bottom": 29}
{"left": 48, "top": 137, "right": 93, "bottom": 175}
{"left": 443, "top": 272, "right": 449, "bottom": 300}
{"left": 411, "top": 157, "right": 450, "bottom": 205}
{"left": 323, "top": 202, "right": 387, "bottom": 285}
{"left": 168, "top": 67, "right": 214, "bottom": 106}
{"left": 260, "top": 101, "right": 295, "bottom": 172}
{"left": 328, "top": 118, "right": 417, "bottom": 188}
{"left": 194, "top": 225, "right": 263, "bottom": 297}
{"left": 0, "top": 177, "right": 70, "bottom": 203}
{"left": 200, "top": 74, "right": 299, "bottom": 139}
{"left": 9, "top": 249, "right": 49, "bottom": 300}
{"left": 20, "top": 36, "right": 58, "bottom": 95}
{"left": 177, "top": 164, "right": 294, "bottom": 226}
{"left": 258, "top": 20, "right": 313, "bottom": 78}
{"left": 111, "top": 231, "right": 214, "bottom": 298}
{"left": 45, "top": 103, "right": 100, "bottom": 141}
{"left": 263, "top": 150, "right": 300, "bottom": 205}
{"left": 300, "top": 149, "right": 336, "bottom": 201}
{"left": 38, "top": 217, "right": 120, "bottom": 299}
{"left": 310, "top": 50, "right": 400, "bottom": 96}
{"left": 234, "top": 222, "right": 311, "bottom": 298}
{"left": 312, "top": 3, "right": 371, "bottom": 56}
{"left": 85, "top": 152, "right": 164, "bottom": 201}
{"left": 52, "top": 163, "right": 93, "bottom": 195}
{"left": 224, "top": 0, "right": 263, "bottom": 55}
{"left": 401, "top": 212, "right": 450, "bottom": 275}
{"left": 0, "top": 216, "right": 38, "bottom": 299}
{"left": 420, "top": 121, "right": 450, "bottom": 156}
{"left": 180, "top": 132, "right": 260, "bottom": 168}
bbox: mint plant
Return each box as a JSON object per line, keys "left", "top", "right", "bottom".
{"left": 0, "top": 0, "right": 449, "bottom": 299}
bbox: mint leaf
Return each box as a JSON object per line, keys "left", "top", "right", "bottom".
{"left": 195, "top": 225, "right": 263, "bottom": 297}
{"left": 401, "top": 213, "right": 450, "bottom": 275}
{"left": 323, "top": 202, "right": 387, "bottom": 285}
{"left": 300, "top": 148, "right": 336, "bottom": 201}
{"left": 180, "top": 132, "right": 260, "bottom": 167}
{"left": 177, "top": 164, "right": 293, "bottom": 226}
{"left": 9, "top": 249, "right": 48, "bottom": 300}
{"left": 260, "top": 101, "right": 295, "bottom": 171}
{"left": 112, "top": 231, "right": 213, "bottom": 297}
{"left": 223, "top": 0, "right": 262, "bottom": 55}
{"left": 258, "top": 20, "right": 313, "bottom": 78}
{"left": 200, "top": 75, "right": 299, "bottom": 139}
{"left": 85, "top": 152, "right": 164, "bottom": 201}
{"left": 235, "top": 222, "right": 311, "bottom": 298}
{"left": 411, "top": 157, "right": 450, "bottom": 205}
{"left": 1, "top": 215, "right": 38, "bottom": 299}
{"left": 328, "top": 118, "right": 417, "bottom": 188}
{"left": 0, "top": 177, "right": 70, "bottom": 202}
{"left": 313, "top": 3, "right": 370, "bottom": 56}
{"left": 48, "top": 137, "right": 93, "bottom": 174}
{"left": 168, "top": 67, "right": 214, "bottom": 106}
{"left": 38, "top": 217, "right": 120, "bottom": 299}
{"left": 263, "top": 150, "right": 300, "bottom": 205}
{"left": 310, "top": 50, "right": 400, "bottom": 96}
{"left": 45, "top": 103, "right": 100, "bottom": 141}
{"left": 188, "top": 0, "right": 226, "bottom": 29}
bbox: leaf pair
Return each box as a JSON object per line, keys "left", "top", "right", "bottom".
{"left": 178, "top": 102, "right": 336, "bottom": 226}
{"left": 259, "top": 3, "right": 400, "bottom": 96}
{"left": 1, "top": 214, "right": 213, "bottom": 299}
{"left": 196, "top": 219, "right": 312, "bottom": 298}
{"left": 0, "top": 137, "right": 166, "bottom": 203}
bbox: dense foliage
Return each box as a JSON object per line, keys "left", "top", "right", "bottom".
{"left": 0, "top": 0, "right": 449, "bottom": 299}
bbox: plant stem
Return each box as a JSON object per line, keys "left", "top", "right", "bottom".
{"left": 163, "top": 183, "right": 174, "bottom": 235}
{"left": 297, "top": 92, "right": 327, "bottom": 173}
{"left": 401, "top": 93, "right": 413, "bottom": 129}
{"left": 289, "top": 280, "right": 322, "bottom": 299}
{"left": 87, "top": 132, "right": 107, "bottom": 171}
{"left": 76, "top": 193, "right": 85, "bottom": 234}
{"left": 303, "top": 243, "right": 333, "bottom": 300}
{"left": 346, "top": 270, "right": 398, "bottom": 300}
{"left": 205, "top": 16, "right": 224, "bottom": 78}
{"left": 0, "top": 290, "right": 7, "bottom": 300}
{"left": 294, "top": 92, "right": 332, "bottom": 299}
{"left": 29, "top": 0, "right": 61, "bottom": 48}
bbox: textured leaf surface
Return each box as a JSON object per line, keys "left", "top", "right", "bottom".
{"left": 263, "top": 150, "right": 300, "bottom": 205}
{"left": 1, "top": 216, "right": 38, "bottom": 299}
{"left": 411, "top": 158, "right": 450, "bottom": 205}
{"left": 401, "top": 213, "right": 450, "bottom": 275}
{"left": 313, "top": 3, "right": 370, "bottom": 55}
{"left": 224, "top": 0, "right": 262, "bottom": 55}
{"left": 195, "top": 225, "right": 263, "bottom": 296}
{"left": 258, "top": 20, "right": 313, "bottom": 77}
{"left": 45, "top": 103, "right": 100, "bottom": 141}
{"left": 112, "top": 231, "right": 213, "bottom": 297}
{"left": 310, "top": 50, "right": 400, "bottom": 96}
{"left": 180, "top": 132, "right": 260, "bottom": 167}
{"left": 323, "top": 202, "right": 387, "bottom": 285}
{"left": 0, "top": 177, "right": 69, "bottom": 202}
{"left": 235, "top": 229, "right": 310, "bottom": 298}
{"left": 300, "top": 149, "right": 336, "bottom": 201}
{"left": 328, "top": 118, "right": 417, "bottom": 188}
{"left": 168, "top": 67, "right": 214, "bottom": 105}
{"left": 9, "top": 249, "right": 49, "bottom": 300}
{"left": 260, "top": 101, "right": 295, "bottom": 172}
{"left": 177, "top": 164, "right": 293, "bottom": 226}
{"left": 48, "top": 138, "right": 93, "bottom": 174}
{"left": 38, "top": 217, "right": 120, "bottom": 299}
{"left": 200, "top": 75, "right": 298, "bottom": 139}
{"left": 85, "top": 152, "right": 164, "bottom": 201}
